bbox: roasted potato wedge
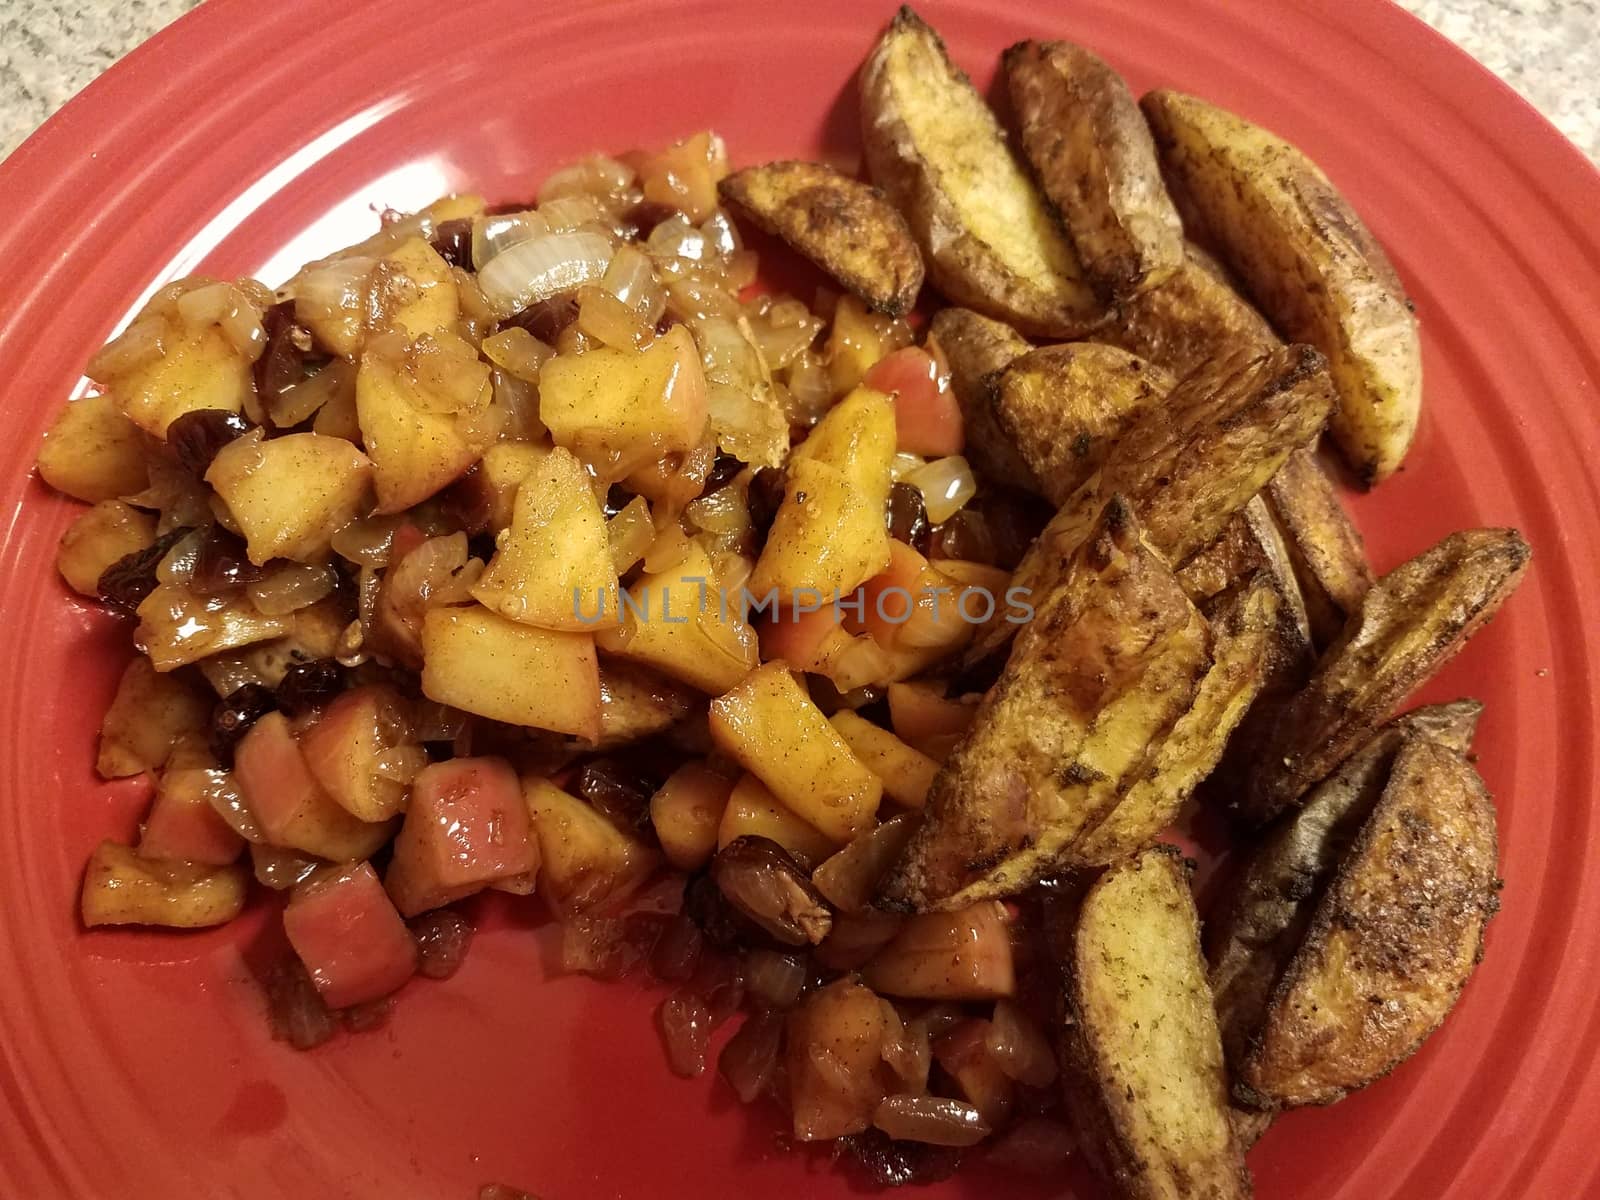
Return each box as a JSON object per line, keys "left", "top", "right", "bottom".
{"left": 1239, "top": 738, "right": 1499, "bottom": 1107}
{"left": 1058, "top": 847, "right": 1252, "bottom": 1199}
{"left": 979, "top": 344, "right": 1334, "bottom": 666}
{"left": 878, "top": 498, "right": 1211, "bottom": 912}
{"left": 1070, "top": 573, "right": 1280, "bottom": 866}
{"left": 859, "top": 7, "right": 1102, "bottom": 336}
{"left": 1241, "top": 527, "right": 1530, "bottom": 825}
{"left": 926, "top": 307, "right": 1035, "bottom": 486}
{"left": 1143, "top": 90, "right": 1422, "bottom": 485}
{"left": 1004, "top": 40, "right": 1183, "bottom": 299}
{"left": 1208, "top": 701, "right": 1482, "bottom": 1067}
{"left": 1093, "top": 242, "right": 1277, "bottom": 379}
{"left": 1263, "top": 446, "right": 1373, "bottom": 646}
{"left": 718, "top": 161, "right": 924, "bottom": 316}
{"left": 986, "top": 343, "right": 1176, "bottom": 505}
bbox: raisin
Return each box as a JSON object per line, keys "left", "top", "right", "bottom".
{"left": 210, "top": 684, "right": 278, "bottom": 763}
{"left": 502, "top": 294, "right": 578, "bottom": 343}
{"left": 254, "top": 300, "right": 304, "bottom": 403}
{"left": 429, "top": 218, "right": 474, "bottom": 270}
{"left": 746, "top": 467, "right": 787, "bottom": 540}
{"left": 839, "top": 1129, "right": 962, "bottom": 1188}
{"left": 275, "top": 659, "right": 345, "bottom": 716}
{"left": 573, "top": 759, "right": 660, "bottom": 842}
{"left": 96, "top": 526, "right": 195, "bottom": 612}
{"left": 167, "top": 409, "right": 252, "bottom": 475}
{"left": 188, "top": 526, "right": 265, "bottom": 595}
{"left": 885, "top": 481, "right": 930, "bottom": 551}
{"left": 711, "top": 837, "right": 833, "bottom": 947}
{"left": 604, "top": 483, "right": 637, "bottom": 519}
{"left": 702, "top": 451, "right": 745, "bottom": 494}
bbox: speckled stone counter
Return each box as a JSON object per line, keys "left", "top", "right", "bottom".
{"left": 2, "top": 0, "right": 1597, "bottom": 163}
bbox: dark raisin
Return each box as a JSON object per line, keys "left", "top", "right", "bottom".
{"left": 168, "top": 409, "right": 253, "bottom": 475}
{"left": 702, "top": 452, "right": 744, "bottom": 494}
{"left": 467, "top": 532, "right": 499, "bottom": 564}
{"left": 410, "top": 909, "right": 475, "bottom": 980}
{"left": 711, "top": 837, "right": 833, "bottom": 947}
{"left": 210, "top": 684, "right": 278, "bottom": 763}
{"left": 254, "top": 301, "right": 304, "bottom": 403}
{"left": 885, "top": 481, "right": 930, "bottom": 550}
{"left": 746, "top": 467, "right": 787, "bottom": 540}
{"left": 429, "top": 217, "right": 475, "bottom": 269}
{"left": 189, "top": 526, "right": 266, "bottom": 595}
{"left": 502, "top": 294, "right": 578, "bottom": 343}
{"left": 96, "top": 526, "right": 195, "bottom": 612}
{"left": 926, "top": 508, "right": 995, "bottom": 565}
{"left": 683, "top": 871, "right": 769, "bottom": 951}
{"left": 604, "top": 483, "right": 636, "bottom": 519}
{"left": 276, "top": 658, "right": 345, "bottom": 716}
{"left": 573, "top": 758, "right": 660, "bottom": 842}
{"left": 971, "top": 487, "right": 1052, "bottom": 571}
{"left": 839, "top": 1129, "right": 962, "bottom": 1188}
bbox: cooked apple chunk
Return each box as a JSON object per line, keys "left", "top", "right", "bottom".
{"left": 206, "top": 430, "right": 372, "bottom": 564}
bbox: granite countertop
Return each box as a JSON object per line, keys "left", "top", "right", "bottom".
{"left": 1, "top": 0, "right": 1597, "bottom": 164}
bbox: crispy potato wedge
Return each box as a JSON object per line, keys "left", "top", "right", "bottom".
{"left": 977, "top": 344, "right": 1334, "bottom": 666}
{"left": 1070, "top": 573, "right": 1280, "bottom": 866}
{"left": 878, "top": 499, "right": 1211, "bottom": 912}
{"left": 1239, "top": 738, "right": 1499, "bottom": 1107}
{"left": 987, "top": 343, "right": 1176, "bottom": 505}
{"left": 718, "top": 161, "right": 924, "bottom": 316}
{"left": 1241, "top": 527, "right": 1530, "bottom": 825}
{"left": 1058, "top": 847, "right": 1252, "bottom": 1199}
{"left": 1263, "top": 447, "right": 1373, "bottom": 646}
{"left": 859, "top": 7, "right": 1102, "bottom": 336}
{"left": 1143, "top": 91, "right": 1422, "bottom": 485}
{"left": 1093, "top": 243, "right": 1278, "bottom": 379}
{"left": 926, "top": 307, "right": 1036, "bottom": 486}
{"left": 1004, "top": 40, "right": 1183, "bottom": 299}
{"left": 1208, "top": 701, "right": 1482, "bottom": 1068}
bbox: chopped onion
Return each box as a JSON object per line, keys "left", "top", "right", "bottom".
{"left": 246, "top": 562, "right": 338, "bottom": 616}
{"left": 477, "top": 231, "right": 614, "bottom": 319}
{"left": 985, "top": 999, "right": 1059, "bottom": 1088}
{"left": 330, "top": 513, "right": 408, "bottom": 568}
{"left": 269, "top": 358, "right": 355, "bottom": 428}
{"left": 251, "top": 843, "right": 321, "bottom": 890}
{"left": 685, "top": 485, "right": 750, "bottom": 537}
{"left": 577, "top": 285, "right": 651, "bottom": 350}
{"left": 700, "top": 210, "right": 741, "bottom": 259}
{"left": 202, "top": 770, "right": 264, "bottom": 843}
{"left": 890, "top": 451, "right": 928, "bottom": 482}
{"left": 601, "top": 244, "right": 663, "bottom": 318}
{"left": 743, "top": 950, "right": 807, "bottom": 1010}
{"left": 659, "top": 992, "right": 711, "bottom": 1078}
{"left": 642, "top": 521, "right": 692, "bottom": 575}
{"left": 646, "top": 214, "right": 709, "bottom": 262}
{"left": 538, "top": 193, "right": 606, "bottom": 233}
{"left": 287, "top": 255, "right": 376, "bottom": 342}
{"left": 906, "top": 456, "right": 977, "bottom": 525}
{"left": 538, "top": 155, "right": 636, "bottom": 204}
{"left": 482, "top": 327, "right": 554, "bottom": 383}
{"left": 155, "top": 529, "right": 206, "bottom": 587}
{"left": 718, "top": 1010, "right": 784, "bottom": 1103}
{"left": 607, "top": 496, "right": 655, "bottom": 575}
{"left": 471, "top": 210, "right": 549, "bottom": 270}
{"left": 873, "top": 1095, "right": 991, "bottom": 1147}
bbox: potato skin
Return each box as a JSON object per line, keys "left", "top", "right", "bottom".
{"left": 1093, "top": 243, "right": 1278, "bottom": 378}
{"left": 1058, "top": 847, "right": 1252, "bottom": 1200}
{"left": 1208, "top": 701, "right": 1483, "bottom": 1069}
{"left": 718, "top": 161, "right": 924, "bottom": 316}
{"left": 1240, "top": 738, "right": 1499, "bottom": 1107}
{"left": 1005, "top": 40, "right": 1184, "bottom": 300}
{"left": 859, "top": 7, "right": 1102, "bottom": 336}
{"left": 1143, "top": 90, "right": 1422, "bottom": 486}
{"left": 1241, "top": 527, "right": 1530, "bottom": 825}
{"left": 1263, "top": 446, "right": 1374, "bottom": 647}
{"left": 878, "top": 498, "right": 1211, "bottom": 912}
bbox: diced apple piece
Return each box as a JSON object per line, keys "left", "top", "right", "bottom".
{"left": 886, "top": 681, "right": 977, "bottom": 759}
{"left": 57, "top": 500, "right": 157, "bottom": 596}
{"left": 235, "top": 712, "right": 396, "bottom": 861}
{"left": 539, "top": 324, "right": 708, "bottom": 457}
{"left": 356, "top": 346, "right": 484, "bottom": 513}
{"left": 757, "top": 602, "right": 849, "bottom": 672}
{"left": 862, "top": 901, "right": 1015, "bottom": 1000}
{"left": 934, "top": 1019, "right": 1015, "bottom": 1127}
{"left": 205, "top": 430, "right": 372, "bottom": 564}
{"left": 96, "top": 656, "right": 211, "bottom": 778}
{"left": 384, "top": 757, "right": 539, "bottom": 917}
{"left": 814, "top": 909, "right": 906, "bottom": 971}
{"left": 312, "top": 385, "right": 361, "bottom": 441}
{"left": 826, "top": 295, "right": 890, "bottom": 393}
{"left": 750, "top": 386, "right": 895, "bottom": 601}
{"left": 114, "top": 326, "right": 253, "bottom": 437}
{"left": 36, "top": 394, "right": 150, "bottom": 502}
{"left": 785, "top": 978, "right": 890, "bottom": 1141}
{"left": 650, "top": 762, "right": 736, "bottom": 871}
{"left": 596, "top": 541, "right": 757, "bottom": 694}
{"left": 864, "top": 346, "right": 963, "bottom": 457}
{"left": 471, "top": 446, "right": 618, "bottom": 630}
{"left": 523, "top": 777, "right": 660, "bottom": 917}
{"left": 298, "top": 684, "right": 415, "bottom": 822}
{"left": 709, "top": 662, "right": 881, "bottom": 843}
{"left": 717, "top": 774, "right": 840, "bottom": 868}
{"left": 812, "top": 813, "right": 923, "bottom": 912}
{"left": 421, "top": 604, "right": 601, "bottom": 739}
{"left": 448, "top": 441, "right": 553, "bottom": 534}
{"left": 859, "top": 540, "right": 975, "bottom": 670}
{"left": 827, "top": 711, "right": 940, "bottom": 810}
{"left": 374, "top": 237, "right": 459, "bottom": 337}
{"left": 80, "top": 840, "right": 247, "bottom": 928}
{"left": 134, "top": 582, "right": 294, "bottom": 671}
{"left": 284, "top": 862, "right": 418, "bottom": 1008}
{"left": 140, "top": 763, "right": 246, "bottom": 866}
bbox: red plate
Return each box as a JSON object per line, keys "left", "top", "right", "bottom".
{"left": 2, "top": 0, "right": 1597, "bottom": 1196}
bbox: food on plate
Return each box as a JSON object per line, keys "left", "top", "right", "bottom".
{"left": 1208, "top": 701, "right": 1483, "bottom": 1068}
{"left": 878, "top": 498, "right": 1212, "bottom": 911}
{"left": 1004, "top": 40, "right": 1184, "bottom": 299}
{"left": 1054, "top": 848, "right": 1251, "bottom": 1200}
{"left": 42, "top": 9, "right": 1530, "bottom": 1188}
{"left": 1237, "top": 737, "right": 1499, "bottom": 1107}
{"left": 1263, "top": 446, "right": 1375, "bottom": 646}
{"left": 1239, "top": 527, "right": 1530, "bottom": 825}
{"left": 1144, "top": 89, "right": 1423, "bottom": 486}
{"left": 859, "top": 7, "right": 1102, "bottom": 336}
{"left": 718, "top": 161, "right": 925, "bottom": 316}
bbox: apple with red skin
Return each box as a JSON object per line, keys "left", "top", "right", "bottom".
{"left": 865, "top": 346, "right": 963, "bottom": 457}
{"left": 283, "top": 861, "right": 418, "bottom": 1009}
